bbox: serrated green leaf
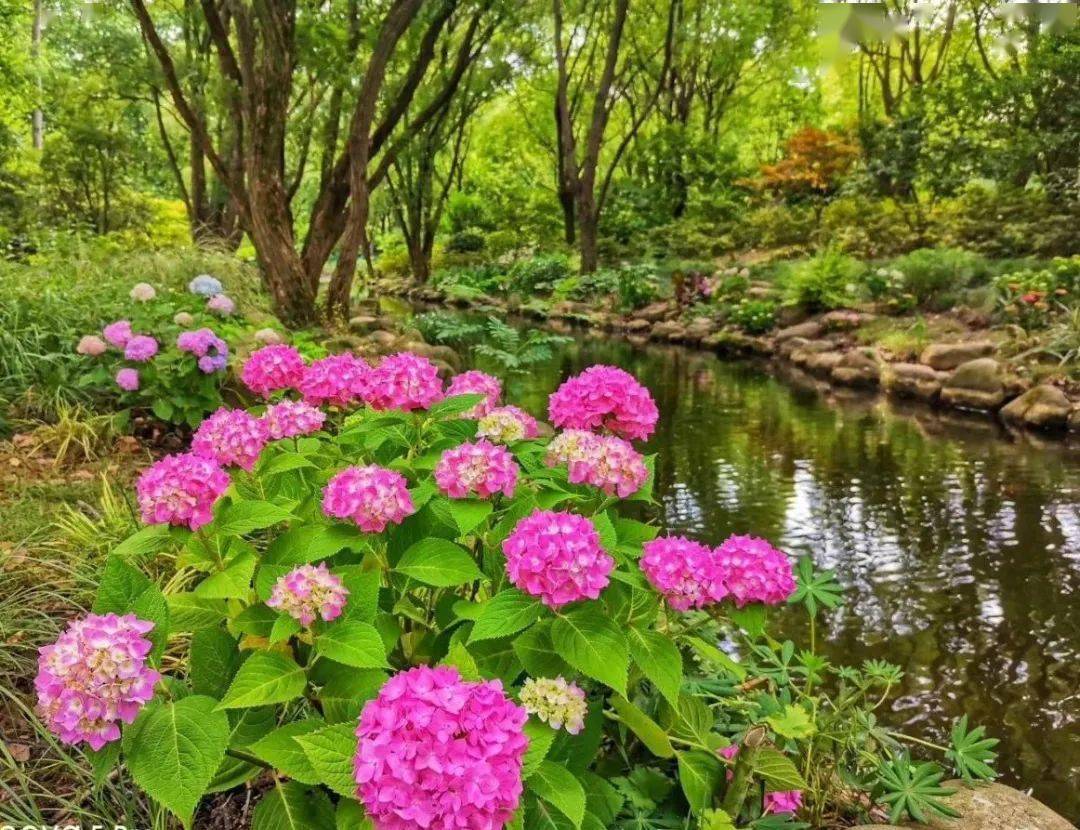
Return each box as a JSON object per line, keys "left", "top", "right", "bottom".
{"left": 315, "top": 621, "right": 388, "bottom": 669}
{"left": 610, "top": 695, "right": 674, "bottom": 758}
{"left": 528, "top": 761, "right": 586, "bottom": 827}
{"left": 190, "top": 627, "right": 240, "bottom": 699}
{"left": 522, "top": 719, "right": 558, "bottom": 778}
{"left": 252, "top": 780, "right": 335, "bottom": 830}
{"left": 677, "top": 750, "right": 722, "bottom": 814}
{"left": 249, "top": 719, "right": 326, "bottom": 785}
{"left": 470, "top": 589, "right": 544, "bottom": 642}
{"left": 216, "top": 500, "right": 295, "bottom": 535}
{"left": 218, "top": 651, "right": 307, "bottom": 710}
{"left": 627, "top": 627, "right": 683, "bottom": 708}
{"left": 551, "top": 607, "right": 628, "bottom": 696}
{"left": 395, "top": 538, "right": 484, "bottom": 586}
{"left": 753, "top": 747, "right": 808, "bottom": 791}
{"left": 296, "top": 723, "right": 357, "bottom": 798}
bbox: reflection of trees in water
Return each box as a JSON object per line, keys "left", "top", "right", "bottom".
{"left": 486, "top": 332, "right": 1080, "bottom": 817}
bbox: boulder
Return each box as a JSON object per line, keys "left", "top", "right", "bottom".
{"left": 651, "top": 320, "right": 686, "bottom": 341}
{"left": 624, "top": 319, "right": 651, "bottom": 334}
{"left": 632, "top": 301, "right": 672, "bottom": 323}
{"left": 1070, "top": 406, "right": 1080, "bottom": 433}
{"left": 787, "top": 339, "right": 837, "bottom": 366}
{"left": 775, "top": 320, "right": 823, "bottom": 343}
{"left": 853, "top": 782, "right": 1073, "bottom": 830}
{"left": 940, "top": 358, "right": 1006, "bottom": 411}
{"left": 367, "top": 330, "right": 399, "bottom": 349}
{"left": 348, "top": 315, "right": 379, "bottom": 333}
{"left": 920, "top": 341, "right": 996, "bottom": 371}
{"left": 831, "top": 349, "right": 881, "bottom": 388}
{"left": 821, "top": 309, "right": 867, "bottom": 331}
{"left": 398, "top": 341, "right": 462, "bottom": 371}
{"left": 883, "top": 363, "right": 948, "bottom": 402}
{"left": 1000, "top": 385, "right": 1072, "bottom": 430}
{"left": 683, "top": 317, "right": 717, "bottom": 343}
{"left": 802, "top": 350, "right": 844, "bottom": 377}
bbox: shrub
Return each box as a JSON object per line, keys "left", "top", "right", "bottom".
{"left": 505, "top": 253, "right": 572, "bottom": 294}
{"left": 37, "top": 356, "right": 998, "bottom": 829}
{"left": 729, "top": 298, "right": 778, "bottom": 334}
{"left": 782, "top": 248, "right": 865, "bottom": 312}
{"left": 615, "top": 262, "right": 664, "bottom": 309}
{"left": 445, "top": 227, "right": 486, "bottom": 254}
{"left": 890, "top": 247, "right": 991, "bottom": 308}
{"left": 731, "top": 203, "right": 816, "bottom": 253}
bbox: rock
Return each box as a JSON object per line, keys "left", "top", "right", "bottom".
{"left": 624, "top": 319, "right": 651, "bottom": 334}
{"left": 821, "top": 309, "right": 866, "bottom": 331}
{"left": 883, "top": 363, "right": 948, "bottom": 402}
{"left": 399, "top": 342, "right": 462, "bottom": 371}
{"left": 651, "top": 320, "right": 686, "bottom": 341}
{"left": 1000, "top": 385, "right": 1072, "bottom": 430}
{"left": 787, "top": 339, "right": 836, "bottom": 365}
{"left": 920, "top": 341, "right": 996, "bottom": 371}
{"left": 831, "top": 349, "right": 881, "bottom": 387}
{"left": 253, "top": 328, "right": 284, "bottom": 345}
{"left": 940, "top": 358, "right": 1005, "bottom": 411}
{"left": 367, "top": 330, "right": 399, "bottom": 349}
{"left": 626, "top": 334, "right": 649, "bottom": 347}
{"left": 683, "top": 317, "right": 717, "bottom": 343}
{"left": 1070, "top": 406, "right": 1080, "bottom": 433}
{"left": 802, "top": 350, "right": 844, "bottom": 377}
{"left": 775, "top": 320, "right": 823, "bottom": 342}
{"left": 849, "top": 782, "right": 1074, "bottom": 830}
{"left": 550, "top": 300, "right": 592, "bottom": 318}
{"left": 632, "top": 301, "right": 672, "bottom": 322}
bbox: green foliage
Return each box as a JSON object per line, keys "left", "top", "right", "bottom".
{"left": 890, "top": 247, "right": 992, "bottom": 308}
{"left": 472, "top": 318, "right": 573, "bottom": 375}
{"left": 506, "top": 254, "right": 573, "bottom": 295}
{"left": 728, "top": 299, "right": 777, "bottom": 334}
{"left": 781, "top": 248, "right": 864, "bottom": 312}
{"left": 875, "top": 754, "right": 959, "bottom": 825}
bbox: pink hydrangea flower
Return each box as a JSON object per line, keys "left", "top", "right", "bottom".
{"left": 502, "top": 509, "right": 613, "bottom": 608}
{"left": 445, "top": 370, "right": 502, "bottom": 417}
{"left": 136, "top": 452, "right": 230, "bottom": 530}
{"left": 545, "top": 429, "right": 598, "bottom": 467}
{"left": 565, "top": 434, "right": 648, "bottom": 498}
{"left": 765, "top": 790, "right": 803, "bottom": 815}
{"left": 640, "top": 536, "right": 725, "bottom": 611}
{"left": 103, "top": 320, "right": 133, "bottom": 348}
{"left": 242, "top": 344, "right": 306, "bottom": 398}
{"left": 77, "top": 335, "right": 107, "bottom": 356}
{"left": 363, "top": 352, "right": 444, "bottom": 412}
{"left": 129, "top": 282, "right": 156, "bottom": 302}
{"left": 548, "top": 365, "right": 658, "bottom": 441}
{"left": 477, "top": 406, "right": 540, "bottom": 444}
{"left": 323, "top": 465, "right": 415, "bottom": 533}
{"left": 435, "top": 439, "right": 519, "bottom": 500}
{"left": 261, "top": 400, "right": 326, "bottom": 440}
{"left": 177, "top": 328, "right": 228, "bottom": 373}
{"left": 298, "top": 353, "right": 370, "bottom": 408}
{"left": 124, "top": 335, "right": 159, "bottom": 362}
{"left": 267, "top": 563, "right": 349, "bottom": 627}
{"left": 713, "top": 535, "right": 797, "bottom": 607}
{"left": 191, "top": 407, "right": 269, "bottom": 471}
{"left": 115, "top": 368, "right": 139, "bottom": 391}
{"left": 207, "top": 294, "right": 235, "bottom": 315}
{"left": 354, "top": 665, "right": 528, "bottom": 830}
{"left": 35, "top": 613, "right": 159, "bottom": 750}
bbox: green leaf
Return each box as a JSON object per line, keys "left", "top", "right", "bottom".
{"left": 522, "top": 719, "right": 558, "bottom": 778}
{"left": 470, "top": 589, "right": 544, "bottom": 642}
{"left": 430, "top": 393, "right": 485, "bottom": 417}
{"left": 946, "top": 715, "right": 999, "bottom": 782}
{"left": 122, "top": 696, "right": 230, "bottom": 828}
{"left": 610, "top": 696, "right": 674, "bottom": 758}
{"left": 252, "top": 780, "right": 335, "bottom": 830}
{"left": 296, "top": 723, "right": 358, "bottom": 798}
{"left": 112, "top": 524, "right": 173, "bottom": 558}
{"left": 729, "top": 604, "right": 767, "bottom": 639}
{"left": 190, "top": 627, "right": 240, "bottom": 699}
{"left": 315, "top": 621, "right": 388, "bottom": 669}
{"left": 216, "top": 500, "right": 295, "bottom": 535}
{"left": 438, "top": 497, "right": 494, "bottom": 536}
{"left": 550, "top": 607, "right": 628, "bottom": 696}
{"left": 335, "top": 798, "right": 374, "bottom": 830}
{"left": 259, "top": 452, "right": 317, "bottom": 477}
{"left": 681, "top": 635, "right": 747, "bottom": 681}
{"left": 218, "top": 651, "right": 307, "bottom": 710}
{"left": 167, "top": 592, "right": 227, "bottom": 632}
{"left": 766, "top": 704, "right": 816, "bottom": 740}
{"left": 319, "top": 668, "right": 387, "bottom": 724}
{"left": 627, "top": 627, "right": 683, "bottom": 708}
{"left": 698, "top": 809, "right": 736, "bottom": 830}
{"left": 753, "top": 748, "right": 808, "bottom": 791}
{"left": 790, "top": 556, "right": 843, "bottom": 618}
{"left": 249, "top": 719, "right": 326, "bottom": 785}
{"left": 195, "top": 549, "right": 257, "bottom": 600}
{"left": 440, "top": 639, "right": 481, "bottom": 680}
{"left": 265, "top": 524, "right": 367, "bottom": 567}
{"left": 589, "top": 511, "right": 617, "bottom": 552}
{"left": 877, "top": 754, "right": 959, "bottom": 824}
{"left": 514, "top": 620, "right": 572, "bottom": 678}
{"left": 395, "top": 538, "right": 484, "bottom": 586}
{"left": 677, "top": 750, "right": 722, "bottom": 814}
{"left": 528, "top": 760, "right": 586, "bottom": 827}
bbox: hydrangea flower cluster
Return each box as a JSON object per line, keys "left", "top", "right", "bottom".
{"left": 299, "top": 353, "right": 369, "bottom": 408}
{"left": 354, "top": 665, "right": 527, "bottom": 830}
{"left": 191, "top": 407, "right": 269, "bottom": 471}
{"left": 77, "top": 335, "right": 107, "bottom": 356}
{"left": 363, "top": 352, "right": 444, "bottom": 412}
{"left": 173, "top": 311, "right": 195, "bottom": 327}
{"left": 519, "top": 676, "right": 588, "bottom": 734}
{"left": 434, "top": 440, "right": 519, "bottom": 500}
{"left": 477, "top": 405, "right": 540, "bottom": 444}
{"left": 548, "top": 365, "right": 658, "bottom": 441}
{"left": 502, "top": 509, "right": 614, "bottom": 608}
{"left": 129, "top": 282, "right": 156, "bottom": 302}
{"left": 713, "top": 534, "right": 797, "bottom": 607}
{"left": 323, "top": 465, "right": 415, "bottom": 533}
{"left": 207, "top": 294, "right": 235, "bottom": 315}
{"left": 103, "top": 320, "right": 133, "bottom": 348}
{"left": 124, "top": 335, "right": 159, "bottom": 363}
{"left": 445, "top": 370, "right": 501, "bottom": 417}
{"left": 35, "top": 613, "right": 159, "bottom": 750}
{"left": 241, "top": 344, "right": 306, "bottom": 398}
{"left": 261, "top": 400, "right": 326, "bottom": 440}
{"left": 640, "top": 536, "right": 725, "bottom": 611}
{"left": 115, "top": 368, "right": 140, "bottom": 391}
{"left": 177, "top": 328, "right": 229, "bottom": 373}
{"left": 765, "top": 790, "right": 804, "bottom": 815}
{"left": 545, "top": 429, "right": 596, "bottom": 467}
{"left": 266, "top": 564, "right": 349, "bottom": 627}
{"left": 188, "top": 274, "right": 223, "bottom": 296}
{"left": 136, "top": 452, "right": 230, "bottom": 530}
{"left": 564, "top": 434, "right": 648, "bottom": 498}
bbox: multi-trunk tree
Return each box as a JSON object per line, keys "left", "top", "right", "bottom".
{"left": 131, "top": 0, "right": 504, "bottom": 325}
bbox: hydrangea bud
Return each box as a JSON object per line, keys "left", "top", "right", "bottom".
{"left": 267, "top": 563, "right": 349, "bottom": 627}
{"left": 477, "top": 406, "right": 540, "bottom": 444}
{"left": 519, "top": 676, "right": 588, "bottom": 734}
{"left": 129, "top": 282, "right": 156, "bottom": 302}
{"left": 77, "top": 335, "right": 107, "bottom": 356}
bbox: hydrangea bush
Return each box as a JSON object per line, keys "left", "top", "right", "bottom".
{"left": 42, "top": 356, "right": 997, "bottom": 830}
{"left": 75, "top": 277, "right": 241, "bottom": 426}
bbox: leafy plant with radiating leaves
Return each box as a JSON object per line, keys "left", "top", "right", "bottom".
{"left": 876, "top": 754, "right": 960, "bottom": 824}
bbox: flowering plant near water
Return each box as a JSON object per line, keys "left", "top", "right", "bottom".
{"left": 39, "top": 356, "right": 998, "bottom": 829}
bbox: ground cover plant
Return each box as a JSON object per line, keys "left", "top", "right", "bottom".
{"left": 20, "top": 349, "right": 999, "bottom": 829}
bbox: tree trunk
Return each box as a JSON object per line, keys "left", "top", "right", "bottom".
{"left": 578, "top": 201, "right": 599, "bottom": 273}
{"left": 408, "top": 236, "right": 431, "bottom": 283}
{"left": 31, "top": 0, "right": 44, "bottom": 150}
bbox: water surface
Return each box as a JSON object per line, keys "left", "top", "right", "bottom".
{"left": 473, "top": 330, "right": 1080, "bottom": 821}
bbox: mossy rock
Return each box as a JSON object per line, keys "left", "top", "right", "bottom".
{"left": 850, "top": 782, "right": 1073, "bottom": 830}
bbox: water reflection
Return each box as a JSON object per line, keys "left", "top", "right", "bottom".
{"left": 484, "top": 334, "right": 1080, "bottom": 822}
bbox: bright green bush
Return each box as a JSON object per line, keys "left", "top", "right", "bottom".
{"left": 729, "top": 298, "right": 778, "bottom": 334}
{"left": 781, "top": 248, "right": 864, "bottom": 312}
{"left": 505, "top": 253, "right": 572, "bottom": 294}
{"left": 890, "top": 247, "right": 991, "bottom": 307}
